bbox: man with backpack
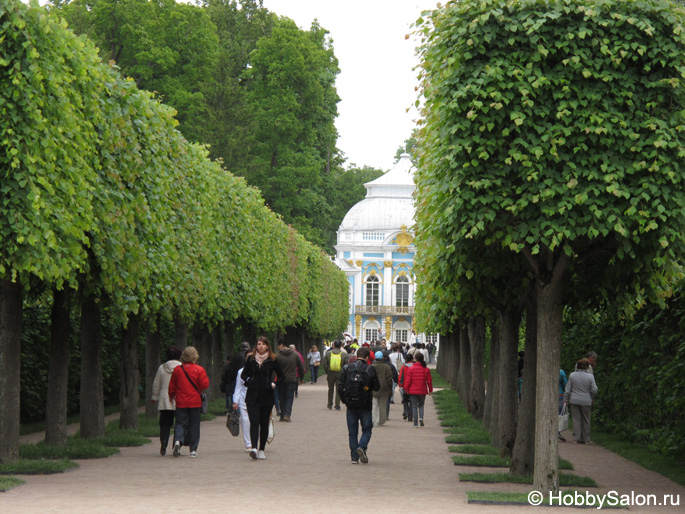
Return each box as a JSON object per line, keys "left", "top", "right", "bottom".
{"left": 323, "top": 339, "right": 349, "bottom": 410}
{"left": 338, "top": 347, "right": 380, "bottom": 464}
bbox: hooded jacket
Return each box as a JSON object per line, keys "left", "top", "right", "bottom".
{"left": 276, "top": 347, "right": 305, "bottom": 383}
{"left": 151, "top": 360, "right": 181, "bottom": 410}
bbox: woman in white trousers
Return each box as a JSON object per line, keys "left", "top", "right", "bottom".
{"left": 232, "top": 367, "right": 252, "bottom": 452}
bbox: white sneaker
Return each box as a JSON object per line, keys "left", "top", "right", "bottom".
{"left": 189, "top": 451, "right": 198, "bottom": 458}
{"left": 257, "top": 450, "right": 266, "bottom": 460}
{"left": 172, "top": 441, "right": 181, "bottom": 457}
{"left": 249, "top": 448, "right": 258, "bottom": 460}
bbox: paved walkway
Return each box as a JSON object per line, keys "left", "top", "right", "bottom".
{"left": 3, "top": 378, "right": 683, "bottom": 514}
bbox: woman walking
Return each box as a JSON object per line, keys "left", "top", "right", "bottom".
{"left": 564, "top": 358, "right": 598, "bottom": 444}
{"left": 404, "top": 352, "right": 433, "bottom": 427}
{"left": 306, "top": 345, "right": 321, "bottom": 384}
{"left": 168, "top": 346, "right": 209, "bottom": 458}
{"left": 241, "top": 336, "right": 285, "bottom": 460}
{"left": 151, "top": 346, "right": 182, "bottom": 456}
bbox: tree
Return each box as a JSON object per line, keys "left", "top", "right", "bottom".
{"left": 415, "top": 0, "right": 685, "bottom": 492}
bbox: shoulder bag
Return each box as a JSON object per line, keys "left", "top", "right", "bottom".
{"left": 180, "top": 365, "right": 208, "bottom": 414}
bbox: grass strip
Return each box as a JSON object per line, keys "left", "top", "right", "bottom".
{"left": 0, "top": 476, "right": 25, "bottom": 491}
{"left": 466, "top": 490, "right": 626, "bottom": 508}
{"left": 459, "top": 472, "right": 596, "bottom": 487}
{"left": 448, "top": 444, "right": 499, "bottom": 455}
{"left": 430, "top": 370, "right": 450, "bottom": 389}
{"left": 0, "top": 459, "right": 78, "bottom": 475}
{"left": 453, "top": 455, "right": 573, "bottom": 470}
{"left": 20, "top": 437, "right": 119, "bottom": 460}
{"left": 445, "top": 432, "right": 492, "bottom": 445}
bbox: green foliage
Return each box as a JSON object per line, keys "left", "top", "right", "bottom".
{"left": 20, "top": 437, "right": 119, "bottom": 459}
{"left": 414, "top": 0, "right": 685, "bottom": 331}
{"left": 562, "top": 280, "right": 685, "bottom": 461}
{"left": 0, "top": 476, "right": 24, "bottom": 491}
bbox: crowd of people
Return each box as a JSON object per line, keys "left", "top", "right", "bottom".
{"left": 151, "top": 335, "right": 436, "bottom": 463}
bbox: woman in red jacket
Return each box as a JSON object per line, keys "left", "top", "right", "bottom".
{"left": 168, "top": 346, "right": 210, "bottom": 458}
{"left": 403, "top": 352, "right": 433, "bottom": 428}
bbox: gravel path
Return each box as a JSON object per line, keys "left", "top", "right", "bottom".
{"left": 3, "top": 377, "right": 683, "bottom": 514}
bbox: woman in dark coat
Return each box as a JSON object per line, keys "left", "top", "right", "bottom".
{"left": 240, "top": 336, "right": 285, "bottom": 460}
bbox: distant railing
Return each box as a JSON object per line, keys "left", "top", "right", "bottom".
{"left": 354, "top": 305, "right": 414, "bottom": 315}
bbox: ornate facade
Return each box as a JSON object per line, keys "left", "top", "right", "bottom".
{"left": 334, "top": 154, "right": 436, "bottom": 346}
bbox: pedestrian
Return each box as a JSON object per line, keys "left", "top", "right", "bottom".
{"left": 398, "top": 353, "right": 414, "bottom": 421}
{"left": 558, "top": 368, "right": 568, "bottom": 441}
{"left": 151, "top": 345, "right": 182, "bottom": 456}
{"left": 371, "top": 351, "right": 393, "bottom": 427}
{"left": 404, "top": 352, "right": 433, "bottom": 427}
{"left": 241, "top": 336, "right": 285, "bottom": 460}
{"left": 426, "top": 340, "right": 436, "bottom": 364}
{"left": 564, "top": 358, "right": 598, "bottom": 444}
{"left": 323, "top": 339, "right": 349, "bottom": 410}
{"left": 306, "top": 345, "right": 321, "bottom": 384}
{"left": 338, "top": 347, "right": 380, "bottom": 464}
{"left": 275, "top": 341, "right": 304, "bottom": 422}
{"left": 168, "top": 346, "right": 210, "bottom": 458}
{"left": 232, "top": 367, "right": 252, "bottom": 453}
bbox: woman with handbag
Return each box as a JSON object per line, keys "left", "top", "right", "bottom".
{"left": 564, "top": 358, "right": 598, "bottom": 444}
{"left": 306, "top": 345, "right": 321, "bottom": 384}
{"left": 241, "top": 336, "right": 285, "bottom": 460}
{"left": 168, "top": 346, "right": 209, "bottom": 458}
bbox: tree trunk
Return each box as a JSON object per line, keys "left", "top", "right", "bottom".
{"left": 0, "top": 278, "right": 22, "bottom": 462}
{"left": 533, "top": 257, "right": 566, "bottom": 493}
{"left": 174, "top": 315, "right": 188, "bottom": 349}
{"left": 467, "top": 316, "right": 485, "bottom": 419}
{"left": 511, "top": 298, "right": 538, "bottom": 475}
{"left": 211, "top": 324, "right": 223, "bottom": 401}
{"left": 119, "top": 315, "right": 140, "bottom": 430}
{"left": 458, "top": 324, "right": 471, "bottom": 404}
{"left": 145, "top": 320, "right": 161, "bottom": 418}
{"left": 80, "top": 294, "right": 105, "bottom": 439}
{"left": 46, "top": 288, "right": 72, "bottom": 446}
{"left": 498, "top": 307, "right": 521, "bottom": 458}
{"left": 451, "top": 330, "right": 460, "bottom": 388}
{"left": 484, "top": 323, "right": 499, "bottom": 436}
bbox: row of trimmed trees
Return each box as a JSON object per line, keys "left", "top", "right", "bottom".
{"left": 0, "top": 0, "right": 349, "bottom": 462}
{"left": 415, "top": 0, "right": 685, "bottom": 493}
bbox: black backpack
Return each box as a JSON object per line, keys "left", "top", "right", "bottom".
{"left": 342, "top": 362, "right": 369, "bottom": 408}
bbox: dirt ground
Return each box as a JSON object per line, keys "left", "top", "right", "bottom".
{"left": 3, "top": 375, "right": 683, "bottom": 514}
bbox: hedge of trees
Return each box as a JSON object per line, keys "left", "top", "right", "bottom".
{"left": 0, "top": 0, "right": 349, "bottom": 462}
{"left": 46, "top": 0, "right": 382, "bottom": 253}
{"left": 413, "top": 0, "right": 685, "bottom": 493}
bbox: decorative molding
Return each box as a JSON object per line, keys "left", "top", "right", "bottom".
{"left": 355, "top": 260, "right": 363, "bottom": 266}
{"left": 384, "top": 260, "right": 393, "bottom": 267}
{"left": 390, "top": 225, "right": 414, "bottom": 254}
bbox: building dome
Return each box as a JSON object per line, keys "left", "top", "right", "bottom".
{"left": 338, "top": 153, "right": 416, "bottom": 232}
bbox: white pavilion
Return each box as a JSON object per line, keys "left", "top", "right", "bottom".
{"left": 333, "top": 153, "right": 437, "bottom": 346}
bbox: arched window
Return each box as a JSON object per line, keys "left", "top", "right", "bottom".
{"left": 396, "top": 276, "right": 409, "bottom": 307}
{"left": 365, "top": 275, "right": 379, "bottom": 306}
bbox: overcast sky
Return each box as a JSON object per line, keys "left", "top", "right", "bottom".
{"left": 262, "top": 0, "right": 440, "bottom": 171}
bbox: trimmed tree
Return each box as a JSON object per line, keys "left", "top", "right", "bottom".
{"left": 415, "top": 0, "right": 685, "bottom": 493}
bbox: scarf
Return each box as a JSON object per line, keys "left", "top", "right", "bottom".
{"left": 254, "top": 351, "right": 268, "bottom": 366}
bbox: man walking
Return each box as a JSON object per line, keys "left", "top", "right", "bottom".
{"left": 276, "top": 340, "right": 305, "bottom": 422}
{"left": 338, "top": 347, "right": 380, "bottom": 464}
{"left": 323, "top": 339, "right": 348, "bottom": 410}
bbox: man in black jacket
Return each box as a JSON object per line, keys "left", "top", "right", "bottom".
{"left": 338, "top": 347, "right": 380, "bottom": 464}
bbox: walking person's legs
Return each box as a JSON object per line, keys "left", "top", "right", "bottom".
{"left": 417, "top": 394, "right": 426, "bottom": 425}
{"left": 159, "top": 410, "right": 174, "bottom": 455}
{"left": 570, "top": 403, "right": 582, "bottom": 443}
{"left": 257, "top": 405, "right": 272, "bottom": 451}
{"left": 187, "top": 407, "right": 202, "bottom": 453}
{"left": 346, "top": 408, "right": 360, "bottom": 461}
{"left": 239, "top": 404, "right": 251, "bottom": 449}
{"left": 378, "top": 394, "right": 389, "bottom": 425}
{"left": 580, "top": 405, "right": 592, "bottom": 443}
{"left": 246, "top": 403, "right": 260, "bottom": 450}
{"left": 172, "top": 407, "right": 189, "bottom": 456}
{"left": 372, "top": 396, "right": 381, "bottom": 426}
{"left": 327, "top": 372, "right": 337, "bottom": 409}
{"left": 410, "top": 395, "right": 419, "bottom": 427}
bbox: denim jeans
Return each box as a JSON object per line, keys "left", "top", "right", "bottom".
{"left": 346, "top": 407, "right": 373, "bottom": 461}
{"left": 173, "top": 407, "right": 201, "bottom": 452}
{"left": 410, "top": 394, "right": 426, "bottom": 425}
{"left": 310, "top": 364, "right": 319, "bottom": 383}
{"left": 278, "top": 381, "right": 297, "bottom": 417}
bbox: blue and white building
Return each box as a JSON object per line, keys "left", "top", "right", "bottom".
{"left": 334, "top": 154, "right": 437, "bottom": 347}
